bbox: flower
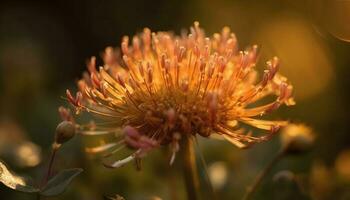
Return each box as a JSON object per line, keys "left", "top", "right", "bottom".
{"left": 66, "top": 22, "right": 294, "bottom": 168}
{"left": 280, "top": 123, "right": 314, "bottom": 154}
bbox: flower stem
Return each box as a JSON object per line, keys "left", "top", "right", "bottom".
{"left": 37, "top": 144, "right": 59, "bottom": 200}
{"left": 181, "top": 136, "right": 200, "bottom": 200}
{"left": 242, "top": 147, "right": 287, "bottom": 200}
{"left": 45, "top": 145, "right": 59, "bottom": 183}
{"left": 41, "top": 143, "right": 59, "bottom": 189}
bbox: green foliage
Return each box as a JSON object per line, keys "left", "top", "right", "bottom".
{"left": 40, "top": 168, "right": 83, "bottom": 197}
{"left": 0, "top": 160, "right": 83, "bottom": 197}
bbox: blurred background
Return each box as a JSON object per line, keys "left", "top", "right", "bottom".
{"left": 0, "top": 0, "right": 350, "bottom": 199}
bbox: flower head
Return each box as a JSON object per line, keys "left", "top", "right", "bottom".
{"left": 66, "top": 22, "right": 294, "bottom": 167}
{"left": 281, "top": 123, "right": 314, "bottom": 154}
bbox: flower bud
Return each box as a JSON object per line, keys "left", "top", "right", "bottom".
{"left": 273, "top": 170, "right": 295, "bottom": 183}
{"left": 280, "top": 124, "right": 315, "bottom": 154}
{"left": 272, "top": 170, "right": 305, "bottom": 198}
{"left": 54, "top": 121, "right": 76, "bottom": 145}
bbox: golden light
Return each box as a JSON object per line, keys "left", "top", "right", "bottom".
{"left": 15, "top": 142, "right": 41, "bottom": 168}
{"left": 310, "top": 161, "right": 333, "bottom": 199}
{"left": 335, "top": 149, "right": 350, "bottom": 181}
{"left": 208, "top": 161, "right": 228, "bottom": 190}
{"left": 280, "top": 123, "right": 315, "bottom": 153}
{"left": 255, "top": 14, "right": 334, "bottom": 100}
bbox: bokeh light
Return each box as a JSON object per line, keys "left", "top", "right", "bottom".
{"left": 335, "top": 149, "right": 350, "bottom": 181}
{"left": 255, "top": 14, "right": 334, "bottom": 100}
{"left": 208, "top": 162, "right": 228, "bottom": 190}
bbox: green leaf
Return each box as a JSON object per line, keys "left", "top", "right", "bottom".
{"left": 0, "top": 160, "right": 39, "bottom": 193}
{"left": 40, "top": 168, "right": 83, "bottom": 197}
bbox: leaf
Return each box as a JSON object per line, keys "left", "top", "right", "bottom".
{"left": 40, "top": 168, "right": 83, "bottom": 197}
{"left": 0, "top": 160, "right": 39, "bottom": 193}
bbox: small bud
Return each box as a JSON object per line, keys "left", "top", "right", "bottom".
{"left": 54, "top": 121, "right": 76, "bottom": 145}
{"left": 86, "top": 56, "right": 97, "bottom": 74}
{"left": 58, "top": 106, "right": 74, "bottom": 122}
{"left": 121, "top": 36, "right": 129, "bottom": 55}
{"left": 281, "top": 124, "right": 315, "bottom": 154}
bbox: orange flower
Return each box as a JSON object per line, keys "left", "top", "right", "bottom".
{"left": 66, "top": 22, "right": 294, "bottom": 168}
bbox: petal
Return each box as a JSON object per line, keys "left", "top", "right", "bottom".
{"left": 239, "top": 117, "right": 288, "bottom": 130}
{"left": 222, "top": 134, "right": 248, "bottom": 148}
{"left": 85, "top": 143, "right": 119, "bottom": 154}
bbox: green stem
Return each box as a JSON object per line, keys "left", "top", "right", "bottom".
{"left": 181, "top": 136, "right": 200, "bottom": 200}
{"left": 242, "top": 147, "right": 287, "bottom": 200}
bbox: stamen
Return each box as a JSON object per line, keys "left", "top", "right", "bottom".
{"left": 68, "top": 22, "right": 295, "bottom": 167}
{"left": 121, "top": 36, "right": 129, "bottom": 55}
